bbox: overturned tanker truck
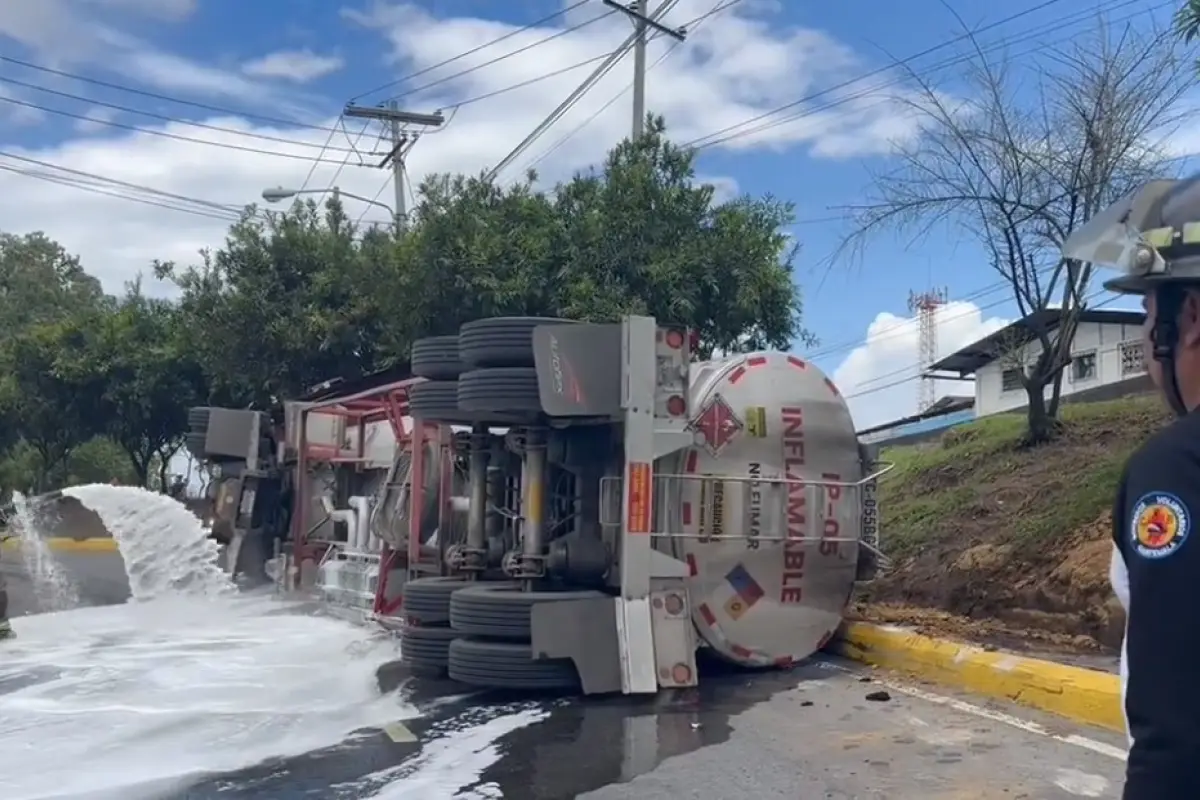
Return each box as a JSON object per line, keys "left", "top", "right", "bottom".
{"left": 188, "top": 315, "right": 889, "bottom": 694}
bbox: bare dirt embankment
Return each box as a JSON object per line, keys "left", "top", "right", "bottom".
{"left": 853, "top": 395, "right": 1169, "bottom": 658}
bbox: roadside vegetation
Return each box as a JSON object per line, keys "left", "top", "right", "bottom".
{"left": 857, "top": 395, "right": 1168, "bottom": 654}
{"left": 0, "top": 119, "right": 805, "bottom": 496}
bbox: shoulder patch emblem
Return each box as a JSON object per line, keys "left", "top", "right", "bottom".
{"left": 1130, "top": 492, "right": 1190, "bottom": 559}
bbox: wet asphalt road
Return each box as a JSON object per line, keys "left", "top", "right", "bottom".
{"left": 6, "top": 553, "right": 1129, "bottom": 799}
{"left": 2, "top": 548, "right": 129, "bottom": 615}
{"left": 182, "top": 655, "right": 1127, "bottom": 800}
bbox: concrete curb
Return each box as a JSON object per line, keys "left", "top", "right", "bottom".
{"left": 1, "top": 538, "right": 118, "bottom": 553}
{"left": 831, "top": 622, "right": 1124, "bottom": 733}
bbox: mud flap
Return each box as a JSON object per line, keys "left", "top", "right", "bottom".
{"left": 530, "top": 594, "right": 623, "bottom": 695}
{"left": 227, "top": 531, "right": 270, "bottom": 584}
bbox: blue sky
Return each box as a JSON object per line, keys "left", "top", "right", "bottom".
{"left": 0, "top": 0, "right": 1187, "bottom": 427}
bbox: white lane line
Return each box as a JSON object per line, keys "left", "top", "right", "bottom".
{"left": 816, "top": 659, "right": 1128, "bottom": 762}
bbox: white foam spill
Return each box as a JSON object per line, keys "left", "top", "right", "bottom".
{"left": 0, "top": 593, "right": 411, "bottom": 800}
{"left": 61, "top": 484, "right": 235, "bottom": 602}
{"left": 9, "top": 492, "right": 79, "bottom": 611}
{"left": 363, "top": 705, "right": 548, "bottom": 800}
{"left": 1053, "top": 768, "right": 1110, "bottom": 797}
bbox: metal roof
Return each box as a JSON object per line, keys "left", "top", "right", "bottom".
{"left": 929, "top": 308, "right": 1145, "bottom": 376}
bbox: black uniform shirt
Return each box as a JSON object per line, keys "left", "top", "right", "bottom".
{"left": 1115, "top": 408, "right": 1200, "bottom": 798}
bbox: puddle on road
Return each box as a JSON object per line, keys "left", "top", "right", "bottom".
{"left": 462, "top": 659, "right": 817, "bottom": 799}
{"left": 200, "top": 656, "right": 819, "bottom": 800}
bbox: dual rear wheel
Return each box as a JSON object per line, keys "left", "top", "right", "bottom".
{"left": 400, "top": 578, "right": 601, "bottom": 690}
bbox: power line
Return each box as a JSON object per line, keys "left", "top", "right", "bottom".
{"left": 488, "top": 0, "right": 684, "bottom": 180}
{"left": 0, "top": 75, "right": 360, "bottom": 155}
{"left": 680, "top": 0, "right": 1072, "bottom": 149}
{"left": 0, "top": 54, "right": 343, "bottom": 135}
{"left": 0, "top": 150, "right": 243, "bottom": 214}
{"left": 297, "top": 116, "right": 360, "bottom": 196}
{"left": 842, "top": 291, "right": 1121, "bottom": 400}
{"left": 388, "top": 9, "right": 619, "bottom": 106}
{"left": 0, "top": 95, "right": 355, "bottom": 164}
{"left": 522, "top": 0, "right": 743, "bottom": 174}
{"left": 352, "top": 0, "right": 598, "bottom": 101}
{"left": 452, "top": 53, "right": 614, "bottom": 109}
{"left": 685, "top": 0, "right": 1157, "bottom": 151}
{"left": 0, "top": 151, "right": 246, "bottom": 222}
{"left": 0, "top": 163, "right": 241, "bottom": 222}
{"left": 700, "top": 0, "right": 1166, "bottom": 151}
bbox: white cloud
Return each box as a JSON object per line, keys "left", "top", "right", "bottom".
{"left": 241, "top": 50, "right": 345, "bottom": 84}
{"left": 0, "top": 85, "right": 45, "bottom": 126}
{"left": 0, "top": 1, "right": 303, "bottom": 108}
{"left": 0, "top": 0, "right": 930, "bottom": 294}
{"left": 73, "top": 106, "right": 119, "bottom": 134}
{"left": 831, "top": 300, "right": 1011, "bottom": 430}
{"left": 695, "top": 174, "right": 740, "bottom": 204}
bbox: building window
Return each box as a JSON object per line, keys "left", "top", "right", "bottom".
{"left": 1001, "top": 367, "right": 1023, "bottom": 392}
{"left": 1119, "top": 340, "right": 1145, "bottom": 376}
{"left": 1070, "top": 351, "right": 1097, "bottom": 383}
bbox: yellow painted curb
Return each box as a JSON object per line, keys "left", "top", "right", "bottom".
{"left": 1, "top": 537, "right": 119, "bottom": 553}
{"left": 832, "top": 621, "right": 1124, "bottom": 733}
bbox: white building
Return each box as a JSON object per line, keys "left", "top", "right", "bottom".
{"left": 930, "top": 308, "right": 1150, "bottom": 418}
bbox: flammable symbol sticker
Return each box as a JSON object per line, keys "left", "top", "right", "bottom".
{"left": 691, "top": 394, "right": 743, "bottom": 456}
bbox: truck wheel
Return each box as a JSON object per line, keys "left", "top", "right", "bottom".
{"left": 402, "top": 576, "right": 472, "bottom": 626}
{"left": 184, "top": 432, "right": 207, "bottom": 457}
{"left": 401, "top": 625, "right": 457, "bottom": 677}
{"left": 457, "top": 368, "right": 542, "bottom": 414}
{"left": 447, "top": 637, "right": 580, "bottom": 690}
{"left": 408, "top": 380, "right": 461, "bottom": 419}
{"left": 411, "top": 336, "right": 463, "bottom": 381}
{"left": 458, "top": 317, "right": 577, "bottom": 369}
{"left": 449, "top": 582, "right": 606, "bottom": 640}
{"left": 188, "top": 407, "right": 210, "bottom": 432}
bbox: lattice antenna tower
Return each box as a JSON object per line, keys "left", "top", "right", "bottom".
{"left": 908, "top": 288, "right": 949, "bottom": 413}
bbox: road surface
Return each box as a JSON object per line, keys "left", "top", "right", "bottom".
{"left": 2, "top": 552, "right": 1127, "bottom": 798}
{"left": 2, "top": 548, "right": 128, "bottom": 616}
{"left": 191, "top": 656, "right": 1127, "bottom": 800}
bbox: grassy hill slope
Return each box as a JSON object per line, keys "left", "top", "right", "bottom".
{"left": 855, "top": 395, "right": 1169, "bottom": 654}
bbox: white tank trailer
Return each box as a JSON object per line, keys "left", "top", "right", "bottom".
{"left": 187, "top": 315, "right": 888, "bottom": 696}
{"left": 394, "top": 315, "right": 888, "bottom": 695}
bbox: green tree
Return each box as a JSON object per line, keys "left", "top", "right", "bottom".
{"left": 0, "top": 317, "right": 107, "bottom": 490}
{"left": 162, "top": 119, "right": 808, "bottom": 406}
{"left": 0, "top": 232, "right": 105, "bottom": 334}
{"left": 66, "top": 438, "right": 139, "bottom": 487}
{"left": 157, "top": 199, "right": 388, "bottom": 409}
{"left": 60, "top": 282, "right": 207, "bottom": 488}
{"left": 834, "top": 24, "right": 1187, "bottom": 443}
{"left": 396, "top": 116, "right": 808, "bottom": 355}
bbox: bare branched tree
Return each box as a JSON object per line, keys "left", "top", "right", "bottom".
{"left": 835, "top": 20, "right": 1191, "bottom": 443}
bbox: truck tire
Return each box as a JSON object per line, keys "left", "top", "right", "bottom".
{"left": 401, "top": 625, "right": 457, "bottom": 677}
{"left": 402, "top": 576, "right": 472, "bottom": 626}
{"left": 457, "top": 368, "right": 542, "bottom": 414}
{"left": 184, "top": 432, "right": 207, "bottom": 456}
{"left": 449, "top": 582, "right": 607, "bottom": 640}
{"left": 188, "top": 407, "right": 210, "bottom": 433}
{"left": 411, "top": 336, "right": 463, "bottom": 381}
{"left": 447, "top": 637, "right": 580, "bottom": 690}
{"left": 458, "top": 317, "right": 577, "bottom": 369}
{"left": 407, "top": 380, "right": 460, "bottom": 420}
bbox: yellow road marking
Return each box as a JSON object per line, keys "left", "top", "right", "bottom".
{"left": 1, "top": 537, "right": 120, "bottom": 553}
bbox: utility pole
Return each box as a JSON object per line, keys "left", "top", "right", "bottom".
{"left": 603, "top": 0, "right": 685, "bottom": 139}
{"left": 343, "top": 102, "right": 445, "bottom": 231}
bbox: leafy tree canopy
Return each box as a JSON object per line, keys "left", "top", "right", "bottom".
{"left": 0, "top": 120, "right": 811, "bottom": 492}
{"left": 162, "top": 118, "right": 809, "bottom": 408}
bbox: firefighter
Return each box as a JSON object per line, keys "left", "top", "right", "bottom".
{"left": 1061, "top": 177, "right": 1200, "bottom": 798}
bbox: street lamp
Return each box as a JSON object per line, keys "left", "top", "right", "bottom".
{"left": 260, "top": 186, "right": 396, "bottom": 222}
